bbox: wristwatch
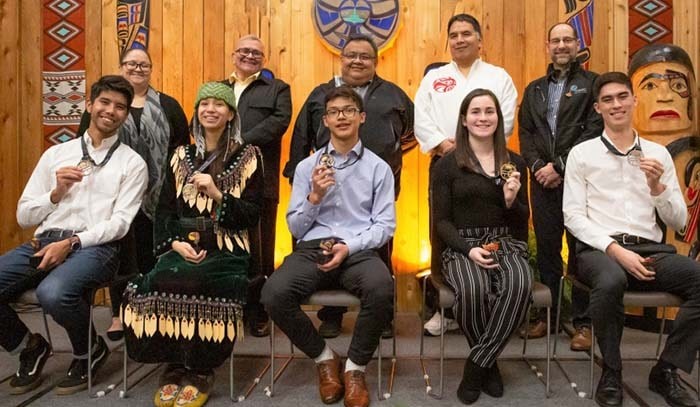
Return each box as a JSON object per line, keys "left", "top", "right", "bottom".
{"left": 69, "top": 235, "right": 81, "bottom": 252}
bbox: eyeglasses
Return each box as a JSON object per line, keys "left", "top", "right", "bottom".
{"left": 236, "top": 48, "right": 265, "bottom": 58}
{"left": 548, "top": 37, "right": 577, "bottom": 46}
{"left": 121, "top": 61, "right": 152, "bottom": 71}
{"left": 325, "top": 107, "right": 360, "bottom": 118}
{"left": 341, "top": 52, "right": 376, "bottom": 62}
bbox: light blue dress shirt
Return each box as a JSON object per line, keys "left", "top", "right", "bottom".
{"left": 287, "top": 140, "right": 396, "bottom": 255}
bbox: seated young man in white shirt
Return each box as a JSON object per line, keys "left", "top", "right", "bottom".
{"left": 563, "top": 71, "right": 699, "bottom": 407}
{"left": 0, "top": 75, "right": 147, "bottom": 396}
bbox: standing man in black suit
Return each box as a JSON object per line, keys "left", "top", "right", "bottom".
{"left": 225, "top": 34, "right": 292, "bottom": 337}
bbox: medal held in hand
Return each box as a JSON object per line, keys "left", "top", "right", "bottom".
{"left": 77, "top": 159, "right": 94, "bottom": 176}
{"left": 627, "top": 150, "right": 643, "bottom": 166}
{"left": 317, "top": 238, "right": 337, "bottom": 264}
{"left": 319, "top": 153, "right": 335, "bottom": 169}
{"left": 499, "top": 162, "right": 516, "bottom": 180}
{"left": 182, "top": 171, "right": 201, "bottom": 201}
{"left": 188, "top": 231, "right": 201, "bottom": 253}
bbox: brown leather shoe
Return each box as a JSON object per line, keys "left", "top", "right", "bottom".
{"left": 344, "top": 370, "right": 370, "bottom": 407}
{"left": 519, "top": 320, "right": 547, "bottom": 339}
{"left": 317, "top": 351, "right": 344, "bottom": 404}
{"left": 570, "top": 326, "right": 592, "bottom": 351}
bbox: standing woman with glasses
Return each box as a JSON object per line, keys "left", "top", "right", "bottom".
{"left": 430, "top": 88, "right": 532, "bottom": 404}
{"left": 78, "top": 48, "right": 189, "bottom": 341}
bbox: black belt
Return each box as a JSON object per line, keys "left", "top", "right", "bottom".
{"left": 611, "top": 233, "right": 656, "bottom": 245}
{"left": 180, "top": 217, "right": 213, "bottom": 232}
{"left": 37, "top": 229, "right": 78, "bottom": 239}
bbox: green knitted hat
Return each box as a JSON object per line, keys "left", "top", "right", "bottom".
{"left": 194, "top": 82, "right": 236, "bottom": 110}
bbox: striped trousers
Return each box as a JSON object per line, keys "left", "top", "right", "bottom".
{"left": 442, "top": 227, "right": 532, "bottom": 367}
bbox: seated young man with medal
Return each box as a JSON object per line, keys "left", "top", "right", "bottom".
{"left": 262, "top": 85, "right": 395, "bottom": 407}
{"left": 563, "top": 71, "right": 700, "bottom": 407}
{"left": 0, "top": 75, "right": 147, "bottom": 395}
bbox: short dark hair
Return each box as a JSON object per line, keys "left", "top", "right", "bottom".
{"left": 447, "top": 14, "right": 482, "bottom": 38}
{"left": 593, "top": 71, "right": 633, "bottom": 101}
{"left": 119, "top": 47, "right": 152, "bottom": 64}
{"left": 89, "top": 75, "right": 134, "bottom": 108}
{"left": 342, "top": 33, "right": 378, "bottom": 57}
{"left": 547, "top": 22, "right": 578, "bottom": 40}
{"left": 324, "top": 85, "right": 364, "bottom": 112}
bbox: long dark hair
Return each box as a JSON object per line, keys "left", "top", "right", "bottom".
{"left": 453, "top": 88, "right": 509, "bottom": 174}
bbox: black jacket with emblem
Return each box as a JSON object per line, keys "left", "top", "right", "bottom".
{"left": 518, "top": 60, "right": 603, "bottom": 175}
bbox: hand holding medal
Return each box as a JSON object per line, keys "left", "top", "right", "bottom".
{"left": 500, "top": 162, "right": 521, "bottom": 207}
{"left": 309, "top": 154, "right": 336, "bottom": 204}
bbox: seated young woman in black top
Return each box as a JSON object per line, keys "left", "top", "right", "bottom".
{"left": 430, "top": 88, "right": 532, "bottom": 404}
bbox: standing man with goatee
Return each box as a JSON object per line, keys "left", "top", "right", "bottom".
{"left": 518, "top": 22, "right": 601, "bottom": 350}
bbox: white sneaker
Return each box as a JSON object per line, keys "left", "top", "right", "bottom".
{"left": 423, "top": 311, "right": 459, "bottom": 336}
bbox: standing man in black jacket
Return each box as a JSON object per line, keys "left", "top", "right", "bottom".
{"left": 518, "top": 23, "right": 602, "bottom": 350}
{"left": 283, "top": 33, "right": 415, "bottom": 338}
{"left": 225, "top": 34, "right": 292, "bottom": 337}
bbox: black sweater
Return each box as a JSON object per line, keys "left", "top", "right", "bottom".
{"left": 431, "top": 152, "right": 530, "bottom": 254}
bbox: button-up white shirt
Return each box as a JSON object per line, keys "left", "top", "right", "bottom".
{"left": 17, "top": 132, "right": 148, "bottom": 248}
{"left": 563, "top": 131, "right": 686, "bottom": 252}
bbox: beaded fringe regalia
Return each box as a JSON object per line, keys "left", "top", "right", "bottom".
{"left": 122, "top": 145, "right": 260, "bottom": 345}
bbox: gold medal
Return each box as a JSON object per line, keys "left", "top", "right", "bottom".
{"left": 499, "top": 162, "right": 517, "bottom": 180}
{"left": 319, "top": 153, "right": 335, "bottom": 168}
{"left": 182, "top": 183, "right": 197, "bottom": 201}
{"left": 30, "top": 238, "right": 41, "bottom": 252}
{"left": 77, "top": 159, "right": 94, "bottom": 176}
{"left": 627, "top": 150, "right": 643, "bottom": 166}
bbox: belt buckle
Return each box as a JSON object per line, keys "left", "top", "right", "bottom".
{"left": 621, "top": 233, "right": 635, "bottom": 245}
{"left": 195, "top": 217, "right": 206, "bottom": 231}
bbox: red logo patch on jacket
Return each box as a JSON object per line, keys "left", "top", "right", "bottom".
{"left": 433, "top": 77, "right": 456, "bottom": 93}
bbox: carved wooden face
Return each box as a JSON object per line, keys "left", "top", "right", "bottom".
{"left": 632, "top": 61, "right": 694, "bottom": 136}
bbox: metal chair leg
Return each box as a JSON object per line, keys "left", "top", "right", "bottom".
{"left": 88, "top": 303, "right": 95, "bottom": 397}
{"left": 41, "top": 311, "right": 54, "bottom": 355}
{"left": 546, "top": 306, "right": 551, "bottom": 397}
{"left": 589, "top": 323, "right": 595, "bottom": 399}
{"left": 656, "top": 308, "right": 667, "bottom": 358}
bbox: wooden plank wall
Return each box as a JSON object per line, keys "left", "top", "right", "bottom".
{"left": 3, "top": 0, "right": 700, "bottom": 277}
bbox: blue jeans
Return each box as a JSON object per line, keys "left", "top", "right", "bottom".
{"left": 0, "top": 236, "right": 118, "bottom": 356}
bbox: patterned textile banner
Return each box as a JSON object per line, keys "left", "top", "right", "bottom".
{"left": 628, "top": 0, "right": 673, "bottom": 59}
{"left": 564, "top": 0, "right": 594, "bottom": 69}
{"left": 117, "top": 0, "right": 150, "bottom": 54}
{"left": 42, "top": 0, "right": 86, "bottom": 148}
{"left": 312, "top": 0, "right": 401, "bottom": 55}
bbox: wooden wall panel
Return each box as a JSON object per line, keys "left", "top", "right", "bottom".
{"left": 3, "top": 0, "right": 700, "bottom": 276}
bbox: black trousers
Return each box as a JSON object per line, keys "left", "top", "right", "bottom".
{"left": 531, "top": 180, "right": 589, "bottom": 327}
{"left": 245, "top": 198, "right": 278, "bottom": 320}
{"left": 576, "top": 245, "right": 700, "bottom": 373}
{"left": 261, "top": 245, "right": 393, "bottom": 365}
{"left": 110, "top": 210, "right": 152, "bottom": 316}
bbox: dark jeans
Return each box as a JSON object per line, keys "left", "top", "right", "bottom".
{"left": 261, "top": 245, "right": 393, "bottom": 365}
{"left": 0, "top": 236, "right": 118, "bottom": 356}
{"left": 577, "top": 244, "right": 700, "bottom": 373}
{"left": 531, "top": 180, "right": 589, "bottom": 328}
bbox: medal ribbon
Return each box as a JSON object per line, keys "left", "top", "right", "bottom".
{"left": 319, "top": 142, "right": 364, "bottom": 170}
{"left": 189, "top": 150, "right": 221, "bottom": 178}
{"left": 79, "top": 135, "right": 122, "bottom": 168}
{"left": 599, "top": 135, "right": 642, "bottom": 157}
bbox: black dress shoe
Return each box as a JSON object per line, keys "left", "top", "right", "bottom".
{"left": 482, "top": 362, "right": 503, "bottom": 398}
{"left": 249, "top": 311, "right": 270, "bottom": 337}
{"left": 595, "top": 366, "right": 623, "bottom": 406}
{"left": 457, "top": 359, "right": 484, "bottom": 404}
{"left": 649, "top": 364, "right": 698, "bottom": 407}
{"left": 380, "top": 322, "right": 393, "bottom": 339}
